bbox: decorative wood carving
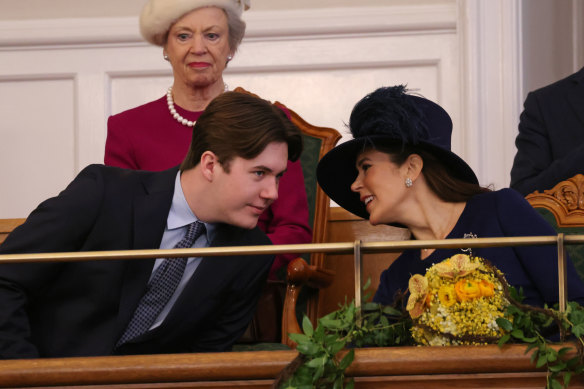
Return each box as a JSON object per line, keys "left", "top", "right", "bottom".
{"left": 525, "top": 174, "right": 584, "bottom": 227}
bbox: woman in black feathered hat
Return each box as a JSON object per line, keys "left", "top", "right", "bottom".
{"left": 317, "top": 85, "right": 584, "bottom": 308}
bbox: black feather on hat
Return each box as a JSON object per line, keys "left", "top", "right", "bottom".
{"left": 316, "top": 85, "right": 478, "bottom": 220}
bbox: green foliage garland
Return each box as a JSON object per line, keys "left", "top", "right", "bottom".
{"left": 275, "top": 280, "right": 584, "bottom": 389}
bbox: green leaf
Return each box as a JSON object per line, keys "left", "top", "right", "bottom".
{"left": 379, "top": 315, "right": 389, "bottom": 327}
{"left": 572, "top": 323, "right": 584, "bottom": 337}
{"left": 382, "top": 306, "right": 402, "bottom": 316}
{"left": 345, "top": 379, "right": 355, "bottom": 389}
{"left": 305, "top": 356, "right": 326, "bottom": 368}
{"left": 319, "top": 318, "right": 342, "bottom": 329}
{"left": 511, "top": 329, "right": 524, "bottom": 340}
{"left": 497, "top": 333, "right": 510, "bottom": 347}
{"left": 535, "top": 354, "right": 547, "bottom": 369}
{"left": 548, "top": 361, "right": 567, "bottom": 372}
{"left": 530, "top": 350, "right": 539, "bottom": 364}
{"left": 363, "top": 277, "right": 371, "bottom": 291}
{"left": 313, "top": 364, "right": 324, "bottom": 383}
{"left": 302, "top": 316, "right": 314, "bottom": 337}
{"left": 362, "top": 302, "right": 380, "bottom": 311}
{"left": 329, "top": 340, "right": 346, "bottom": 355}
{"left": 558, "top": 347, "right": 573, "bottom": 357}
{"left": 288, "top": 333, "right": 310, "bottom": 344}
{"left": 521, "top": 336, "right": 537, "bottom": 343}
{"left": 550, "top": 378, "right": 563, "bottom": 389}
{"left": 496, "top": 317, "right": 513, "bottom": 332}
{"left": 296, "top": 342, "right": 319, "bottom": 356}
{"left": 524, "top": 342, "right": 538, "bottom": 354}
{"left": 546, "top": 350, "right": 558, "bottom": 363}
{"left": 339, "top": 349, "right": 355, "bottom": 370}
{"left": 564, "top": 372, "right": 572, "bottom": 387}
{"left": 314, "top": 322, "right": 325, "bottom": 339}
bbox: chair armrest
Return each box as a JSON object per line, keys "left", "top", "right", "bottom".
{"left": 281, "top": 257, "right": 335, "bottom": 347}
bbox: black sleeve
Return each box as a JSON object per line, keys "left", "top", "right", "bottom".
{"left": 0, "top": 165, "right": 104, "bottom": 358}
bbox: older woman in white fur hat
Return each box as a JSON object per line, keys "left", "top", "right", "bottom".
{"left": 104, "top": 0, "right": 312, "bottom": 280}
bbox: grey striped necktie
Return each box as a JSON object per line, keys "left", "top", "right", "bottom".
{"left": 116, "top": 221, "right": 206, "bottom": 347}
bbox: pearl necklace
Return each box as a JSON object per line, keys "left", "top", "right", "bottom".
{"left": 166, "top": 84, "right": 228, "bottom": 127}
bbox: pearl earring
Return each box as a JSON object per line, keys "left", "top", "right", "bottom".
{"left": 227, "top": 55, "right": 233, "bottom": 61}
{"left": 405, "top": 177, "right": 413, "bottom": 188}
{"left": 163, "top": 54, "right": 169, "bottom": 61}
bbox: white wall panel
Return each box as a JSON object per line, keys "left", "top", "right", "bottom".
{"left": 0, "top": 2, "right": 522, "bottom": 219}
{"left": 0, "top": 78, "right": 76, "bottom": 217}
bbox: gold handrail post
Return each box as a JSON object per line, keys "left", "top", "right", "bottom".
{"left": 354, "top": 239, "right": 362, "bottom": 310}
{"left": 557, "top": 233, "right": 567, "bottom": 313}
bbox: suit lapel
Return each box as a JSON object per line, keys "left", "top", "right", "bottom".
{"left": 115, "top": 167, "right": 179, "bottom": 337}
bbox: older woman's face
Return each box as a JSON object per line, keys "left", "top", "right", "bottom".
{"left": 165, "top": 7, "right": 232, "bottom": 89}
{"left": 351, "top": 150, "right": 409, "bottom": 225}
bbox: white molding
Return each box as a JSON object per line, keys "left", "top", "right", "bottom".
{"left": 244, "top": 5, "right": 456, "bottom": 39}
{"left": 0, "top": 18, "right": 141, "bottom": 48}
{"left": 0, "top": 4, "right": 456, "bottom": 49}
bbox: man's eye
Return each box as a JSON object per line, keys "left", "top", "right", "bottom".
{"left": 254, "top": 171, "right": 265, "bottom": 177}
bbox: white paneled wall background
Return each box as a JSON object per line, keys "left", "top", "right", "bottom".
{"left": 0, "top": 1, "right": 522, "bottom": 218}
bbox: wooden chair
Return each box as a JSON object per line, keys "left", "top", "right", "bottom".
{"left": 227, "top": 87, "right": 341, "bottom": 347}
{"left": 0, "top": 219, "right": 24, "bottom": 245}
{"left": 526, "top": 173, "right": 584, "bottom": 280}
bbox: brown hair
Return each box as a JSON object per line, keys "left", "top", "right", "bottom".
{"left": 180, "top": 91, "right": 302, "bottom": 172}
{"left": 368, "top": 144, "right": 490, "bottom": 202}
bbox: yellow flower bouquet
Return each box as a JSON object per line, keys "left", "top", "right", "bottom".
{"left": 407, "top": 253, "right": 510, "bottom": 345}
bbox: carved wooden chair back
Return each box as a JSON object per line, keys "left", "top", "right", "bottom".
{"left": 525, "top": 174, "right": 584, "bottom": 280}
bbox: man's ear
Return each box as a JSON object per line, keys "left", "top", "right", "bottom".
{"left": 200, "top": 151, "right": 219, "bottom": 181}
{"left": 405, "top": 153, "right": 424, "bottom": 180}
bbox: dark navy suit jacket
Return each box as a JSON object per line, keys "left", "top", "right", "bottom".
{"left": 374, "top": 189, "right": 584, "bottom": 308}
{"left": 511, "top": 67, "right": 584, "bottom": 195}
{"left": 0, "top": 165, "right": 273, "bottom": 359}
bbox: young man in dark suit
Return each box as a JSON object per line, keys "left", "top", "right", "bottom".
{"left": 511, "top": 66, "right": 584, "bottom": 195}
{"left": 0, "top": 92, "right": 302, "bottom": 359}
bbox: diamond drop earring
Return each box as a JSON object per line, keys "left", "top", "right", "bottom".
{"left": 405, "top": 177, "right": 413, "bottom": 188}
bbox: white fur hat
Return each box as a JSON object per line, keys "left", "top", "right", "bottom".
{"left": 140, "top": 0, "right": 250, "bottom": 46}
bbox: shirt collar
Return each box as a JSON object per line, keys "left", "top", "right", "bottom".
{"left": 167, "top": 171, "right": 216, "bottom": 241}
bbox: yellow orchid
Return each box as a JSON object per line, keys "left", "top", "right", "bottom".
{"left": 433, "top": 253, "right": 480, "bottom": 278}
{"left": 406, "top": 274, "right": 429, "bottom": 319}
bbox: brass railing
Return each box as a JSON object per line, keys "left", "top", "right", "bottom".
{"left": 1, "top": 234, "right": 584, "bottom": 312}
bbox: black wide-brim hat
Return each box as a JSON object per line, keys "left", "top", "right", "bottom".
{"left": 317, "top": 86, "right": 478, "bottom": 221}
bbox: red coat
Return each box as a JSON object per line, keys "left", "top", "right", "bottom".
{"left": 105, "top": 96, "right": 312, "bottom": 278}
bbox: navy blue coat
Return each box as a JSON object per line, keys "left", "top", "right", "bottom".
{"left": 511, "top": 67, "right": 584, "bottom": 195}
{"left": 373, "top": 189, "right": 584, "bottom": 308}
